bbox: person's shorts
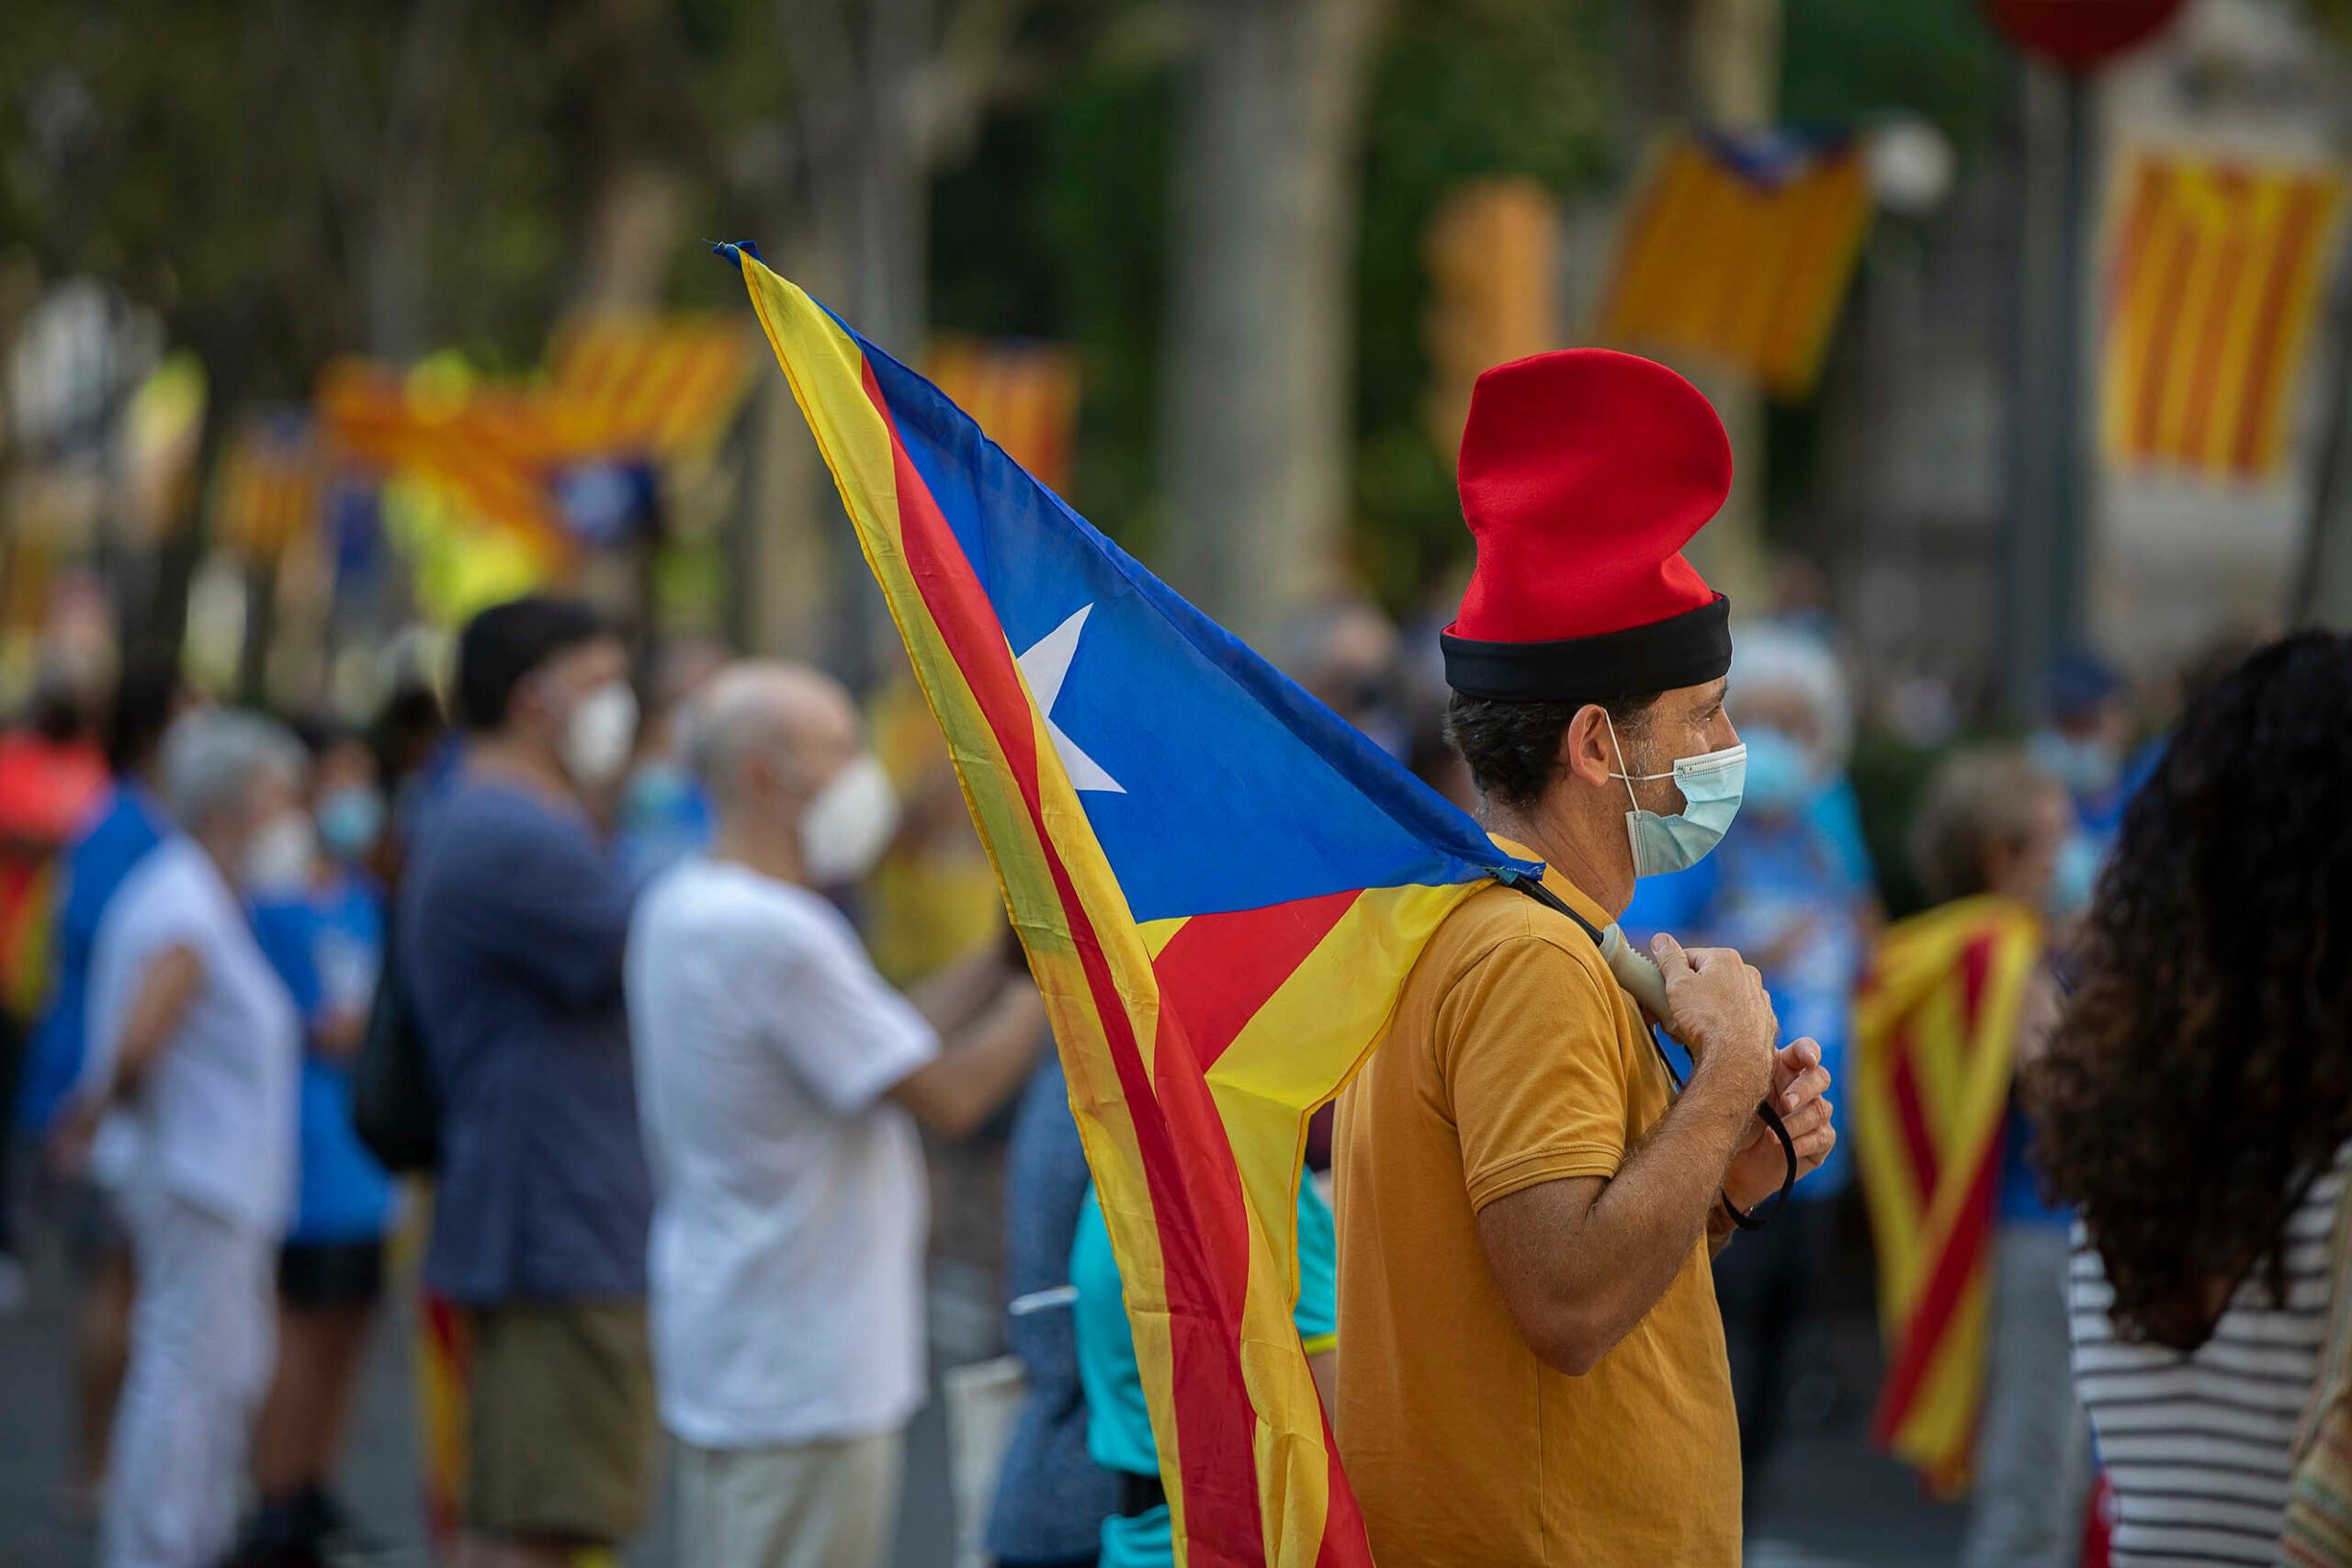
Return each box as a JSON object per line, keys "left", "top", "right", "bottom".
{"left": 277, "top": 1238, "right": 387, "bottom": 1309}
{"left": 462, "top": 1300, "right": 658, "bottom": 1545}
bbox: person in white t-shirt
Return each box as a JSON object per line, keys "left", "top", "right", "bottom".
{"left": 58, "top": 709, "right": 307, "bottom": 1568}
{"left": 628, "top": 660, "right": 1048, "bottom": 1568}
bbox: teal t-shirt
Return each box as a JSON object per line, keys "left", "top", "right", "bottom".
{"left": 1071, "top": 1178, "right": 1338, "bottom": 1568}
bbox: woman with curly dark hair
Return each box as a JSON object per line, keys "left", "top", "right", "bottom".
{"left": 2032, "top": 630, "right": 2352, "bottom": 1565}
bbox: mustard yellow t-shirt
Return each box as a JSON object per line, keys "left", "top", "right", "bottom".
{"left": 1332, "top": 850, "right": 1740, "bottom": 1566}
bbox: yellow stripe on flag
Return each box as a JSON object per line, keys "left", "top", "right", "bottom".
{"left": 1597, "top": 133, "right": 1872, "bottom": 399}
{"left": 2101, "top": 149, "right": 2347, "bottom": 481}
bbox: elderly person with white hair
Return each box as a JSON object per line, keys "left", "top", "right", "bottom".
{"left": 627, "top": 660, "right": 1046, "bottom": 1568}
{"left": 59, "top": 709, "right": 307, "bottom": 1568}
{"left": 1617, "top": 619, "right": 1876, "bottom": 1504}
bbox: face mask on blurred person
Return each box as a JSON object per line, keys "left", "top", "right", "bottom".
{"left": 317, "top": 785, "right": 386, "bottom": 861}
{"left": 2047, "top": 831, "right": 2102, "bottom": 919}
{"left": 1604, "top": 712, "right": 1746, "bottom": 880}
{"left": 243, "top": 814, "right": 317, "bottom": 895}
{"left": 560, "top": 682, "right": 639, "bottom": 788}
{"left": 1737, "top": 725, "right": 1817, "bottom": 818}
{"left": 801, "top": 754, "right": 900, "bottom": 886}
{"left": 2028, "top": 728, "right": 2120, "bottom": 799}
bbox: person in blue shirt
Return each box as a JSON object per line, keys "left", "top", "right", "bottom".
{"left": 1620, "top": 621, "right": 1871, "bottom": 1493}
{"left": 401, "top": 596, "right": 655, "bottom": 1565}
{"left": 19, "top": 646, "right": 183, "bottom": 1510}
{"left": 986, "top": 1055, "right": 1120, "bottom": 1568}
{"left": 235, "top": 717, "right": 391, "bottom": 1564}
{"left": 1071, "top": 1178, "right": 1337, "bottom": 1568}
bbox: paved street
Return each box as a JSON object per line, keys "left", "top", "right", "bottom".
{"left": 0, "top": 1225, "right": 1963, "bottom": 1568}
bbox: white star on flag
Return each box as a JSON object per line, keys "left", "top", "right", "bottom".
{"left": 1015, "top": 604, "right": 1125, "bottom": 795}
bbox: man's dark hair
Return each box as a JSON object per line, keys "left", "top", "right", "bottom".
{"left": 1443, "top": 689, "right": 1658, "bottom": 810}
{"left": 106, "top": 644, "right": 183, "bottom": 777}
{"left": 453, "top": 595, "right": 607, "bottom": 735}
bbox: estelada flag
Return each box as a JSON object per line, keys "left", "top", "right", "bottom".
{"left": 2101, "top": 150, "right": 2347, "bottom": 481}
{"left": 1850, "top": 894, "right": 2044, "bottom": 1495}
{"left": 1595, "top": 130, "right": 1871, "bottom": 400}
{"left": 723, "top": 243, "right": 1538, "bottom": 1568}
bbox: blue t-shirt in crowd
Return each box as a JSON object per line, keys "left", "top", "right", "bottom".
{"left": 251, "top": 869, "right": 394, "bottom": 1245}
{"left": 17, "top": 782, "right": 168, "bottom": 1134}
{"left": 987, "top": 1054, "right": 1119, "bottom": 1562}
{"left": 1623, "top": 790, "right": 1871, "bottom": 1201}
{"left": 1072, "top": 1179, "right": 1338, "bottom": 1568}
{"left": 400, "top": 777, "right": 648, "bottom": 1303}
{"left": 615, "top": 760, "right": 713, "bottom": 891}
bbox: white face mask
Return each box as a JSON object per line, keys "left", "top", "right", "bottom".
{"left": 560, "top": 682, "right": 639, "bottom": 788}
{"left": 801, "top": 754, "right": 900, "bottom": 886}
{"left": 243, "top": 814, "right": 317, "bottom": 895}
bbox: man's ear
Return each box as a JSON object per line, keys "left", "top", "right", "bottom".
{"left": 1559, "top": 704, "right": 1619, "bottom": 791}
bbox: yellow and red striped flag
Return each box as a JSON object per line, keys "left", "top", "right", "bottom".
{"left": 2101, "top": 150, "right": 2347, "bottom": 480}
{"left": 1851, "top": 895, "right": 2044, "bottom": 1496}
{"left": 725, "top": 242, "right": 1544, "bottom": 1566}
{"left": 926, "top": 336, "right": 1081, "bottom": 497}
{"left": 1596, "top": 130, "right": 1872, "bottom": 399}
{"left": 544, "top": 314, "right": 754, "bottom": 462}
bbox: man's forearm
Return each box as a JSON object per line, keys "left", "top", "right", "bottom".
{"left": 1572, "top": 1059, "right": 1759, "bottom": 1345}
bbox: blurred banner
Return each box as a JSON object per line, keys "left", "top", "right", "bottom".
{"left": 924, "top": 336, "right": 1081, "bottom": 496}
{"left": 313, "top": 317, "right": 756, "bottom": 621}
{"left": 2099, "top": 149, "right": 2346, "bottom": 482}
{"left": 1595, "top": 130, "right": 1871, "bottom": 400}
{"left": 1420, "top": 178, "right": 1561, "bottom": 457}
{"left": 213, "top": 406, "right": 326, "bottom": 564}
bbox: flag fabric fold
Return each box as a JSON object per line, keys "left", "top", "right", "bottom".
{"left": 723, "top": 243, "right": 1534, "bottom": 1568}
{"left": 1850, "top": 894, "right": 2043, "bottom": 1496}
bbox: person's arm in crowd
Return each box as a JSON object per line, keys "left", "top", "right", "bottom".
{"left": 1474, "top": 937, "right": 1787, "bottom": 1377}
{"left": 51, "top": 944, "right": 203, "bottom": 1168}
{"left": 888, "top": 942, "right": 1050, "bottom": 1139}
{"left": 93, "top": 944, "right": 204, "bottom": 1100}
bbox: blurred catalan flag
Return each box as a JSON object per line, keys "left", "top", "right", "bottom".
{"left": 1596, "top": 131, "right": 1871, "bottom": 399}
{"left": 2100, "top": 151, "right": 2347, "bottom": 481}
{"left": 214, "top": 407, "right": 328, "bottom": 564}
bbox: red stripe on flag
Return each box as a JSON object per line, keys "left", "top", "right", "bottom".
{"left": 1870, "top": 1134, "right": 2002, "bottom": 1450}
{"left": 2132, "top": 204, "right": 2199, "bottom": 455}
{"left": 1957, "top": 932, "right": 1993, "bottom": 1050}
{"left": 860, "top": 362, "right": 1299, "bottom": 1564}
{"left": 1889, "top": 1024, "right": 1939, "bottom": 1201}
{"left": 2231, "top": 182, "right": 2325, "bottom": 474}
{"left": 1151, "top": 890, "right": 1361, "bottom": 1071}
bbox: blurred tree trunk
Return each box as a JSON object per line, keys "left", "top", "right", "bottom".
{"left": 367, "top": 0, "right": 472, "bottom": 358}
{"left": 748, "top": 0, "right": 1036, "bottom": 675}
{"left": 1159, "top": 0, "right": 1394, "bottom": 646}
{"left": 1674, "top": 0, "right": 1776, "bottom": 612}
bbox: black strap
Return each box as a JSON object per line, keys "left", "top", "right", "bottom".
{"left": 1495, "top": 872, "right": 1795, "bottom": 1231}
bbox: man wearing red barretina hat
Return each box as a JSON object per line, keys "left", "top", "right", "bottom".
{"left": 1333, "top": 350, "right": 1838, "bottom": 1564}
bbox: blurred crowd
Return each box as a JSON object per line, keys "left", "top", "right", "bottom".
{"left": 0, "top": 573, "right": 2276, "bottom": 1568}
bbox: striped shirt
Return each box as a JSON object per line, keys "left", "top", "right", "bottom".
{"left": 2069, "top": 1147, "right": 2350, "bottom": 1566}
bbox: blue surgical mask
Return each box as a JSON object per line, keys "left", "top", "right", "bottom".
{"left": 2047, "top": 831, "right": 2102, "bottom": 919}
{"left": 2029, "top": 728, "right": 2120, "bottom": 799}
{"left": 1605, "top": 712, "right": 1747, "bottom": 879}
{"left": 317, "top": 785, "right": 386, "bottom": 861}
{"left": 1738, "top": 725, "right": 1816, "bottom": 817}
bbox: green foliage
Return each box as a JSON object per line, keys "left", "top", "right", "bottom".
{"left": 1779, "top": 0, "right": 2005, "bottom": 152}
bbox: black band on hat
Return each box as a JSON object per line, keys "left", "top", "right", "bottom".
{"left": 1441, "top": 594, "right": 1732, "bottom": 704}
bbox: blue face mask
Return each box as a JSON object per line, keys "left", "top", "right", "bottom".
{"left": 316, "top": 785, "right": 385, "bottom": 861}
{"left": 1605, "top": 712, "right": 1747, "bottom": 879}
{"left": 2047, "top": 830, "right": 2102, "bottom": 919}
{"left": 1738, "top": 725, "right": 1817, "bottom": 817}
{"left": 2029, "top": 728, "right": 2120, "bottom": 799}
